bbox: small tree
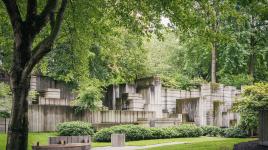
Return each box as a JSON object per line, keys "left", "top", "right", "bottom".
{"left": 233, "top": 82, "right": 268, "bottom": 136}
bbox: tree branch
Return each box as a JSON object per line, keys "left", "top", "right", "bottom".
{"left": 33, "top": 0, "right": 58, "bottom": 34}
{"left": 26, "top": 0, "right": 37, "bottom": 27}
{"left": 21, "top": 0, "right": 68, "bottom": 83}
{"left": 2, "top": 0, "right": 22, "bottom": 30}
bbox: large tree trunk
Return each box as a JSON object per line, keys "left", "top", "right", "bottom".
{"left": 2, "top": 1, "right": 67, "bottom": 149}
{"left": 211, "top": 43, "right": 217, "bottom": 83}
{"left": 6, "top": 79, "right": 30, "bottom": 150}
{"left": 6, "top": 26, "right": 32, "bottom": 150}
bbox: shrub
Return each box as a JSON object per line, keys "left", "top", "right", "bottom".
{"left": 222, "top": 127, "right": 247, "bottom": 138}
{"left": 94, "top": 124, "right": 202, "bottom": 142}
{"left": 94, "top": 125, "right": 151, "bottom": 142}
{"left": 201, "top": 126, "right": 222, "bottom": 137}
{"left": 171, "top": 124, "right": 203, "bottom": 137}
{"left": 56, "top": 121, "right": 94, "bottom": 136}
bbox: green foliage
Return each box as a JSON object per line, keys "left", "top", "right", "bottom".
{"left": 201, "top": 126, "right": 222, "bottom": 137}
{"left": 94, "top": 124, "right": 202, "bottom": 142}
{"left": 73, "top": 79, "right": 104, "bottom": 112}
{"left": 0, "top": 82, "right": 10, "bottom": 97}
{"left": 0, "top": 82, "right": 11, "bottom": 118}
{"left": 161, "top": 74, "right": 206, "bottom": 90}
{"left": 56, "top": 121, "right": 94, "bottom": 136}
{"left": 234, "top": 83, "right": 268, "bottom": 111}
{"left": 222, "top": 127, "right": 247, "bottom": 138}
{"left": 233, "top": 83, "right": 268, "bottom": 135}
{"left": 238, "top": 112, "right": 258, "bottom": 134}
{"left": 219, "top": 74, "right": 253, "bottom": 88}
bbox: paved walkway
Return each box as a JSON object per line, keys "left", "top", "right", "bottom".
{"left": 92, "top": 142, "right": 185, "bottom": 150}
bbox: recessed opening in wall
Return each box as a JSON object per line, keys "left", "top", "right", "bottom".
{"left": 176, "top": 98, "right": 199, "bottom": 123}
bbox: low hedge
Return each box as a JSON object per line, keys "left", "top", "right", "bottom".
{"left": 94, "top": 124, "right": 202, "bottom": 142}
{"left": 201, "top": 126, "right": 223, "bottom": 137}
{"left": 56, "top": 121, "right": 94, "bottom": 136}
{"left": 222, "top": 127, "right": 247, "bottom": 138}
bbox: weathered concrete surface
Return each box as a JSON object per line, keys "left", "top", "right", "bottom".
{"left": 111, "top": 134, "right": 125, "bottom": 147}
{"left": 49, "top": 136, "right": 91, "bottom": 144}
{"left": 32, "top": 143, "right": 91, "bottom": 150}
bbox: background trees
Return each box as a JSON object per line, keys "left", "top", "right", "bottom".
{"left": 0, "top": 0, "right": 267, "bottom": 149}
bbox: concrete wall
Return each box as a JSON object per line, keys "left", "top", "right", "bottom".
{"left": 27, "top": 105, "right": 155, "bottom": 132}
{"left": 103, "top": 77, "right": 241, "bottom": 128}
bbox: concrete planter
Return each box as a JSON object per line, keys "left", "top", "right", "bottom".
{"left": 32, "top": 136, "right": 91, "bottom": 150}
{"left": 49, "top": 136, "right": 91, "bottom": 144}
{"left": 32, "top": 143, "right": 90, "bottom": 150}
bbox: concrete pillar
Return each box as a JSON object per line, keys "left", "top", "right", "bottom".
{"left": 111, "top": 134, "right": 125, "bottom": 147}
{"left": 259, "top": 110, "right": 268, "bottom": 146}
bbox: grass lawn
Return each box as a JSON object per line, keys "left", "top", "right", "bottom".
{"left": 0, "top": 133, "right": 256, "bottom": 150}
{"left": 143, "top": 138, "right": 256, "bottom": 150}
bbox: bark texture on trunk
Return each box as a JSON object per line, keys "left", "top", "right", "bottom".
{"left": 6, "top": 79, "right": 30, "bottom": 150}
{"left": 211, "top": 43, "right": 217, "bottom": 83}
{"left": 248, "top": 16, "right": 257, "bottom": 80}
{"left": 248, "top": 52, "right": 256, "bottom": 79}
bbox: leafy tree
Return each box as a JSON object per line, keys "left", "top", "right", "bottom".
{"left": 236, "top": 0, "right": 268, "bottom": 79}
{"left": 233, "top": 83, "right": 268, "bottom": 136}
{"left": 0, "top": 1, "right": 165, "bottom": 149}
{"left": 162, "top": 0, "right": 239, "bottom": 83}
{"left": 73, "top": 78, "right": 104, "bottom": 112}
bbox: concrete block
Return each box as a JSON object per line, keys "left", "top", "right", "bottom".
{"left": 111, "top": 134, "right": 125, "bottom": 147}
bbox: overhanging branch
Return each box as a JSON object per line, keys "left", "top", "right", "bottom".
{"left": 33, "top": 0, "right": 58, "bottom": 34}
{"left": 2, "top": 0, "right": 22, "bottom": 30}
{"left": 21, "top": 0, "right": 68, "bottom": 83}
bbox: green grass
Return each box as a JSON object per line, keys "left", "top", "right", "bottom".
{"left": 0, "top": 133, "right": 256, "bottom": 150}
{"left": 143, "top": 138, "right": 256, "bottom": 150}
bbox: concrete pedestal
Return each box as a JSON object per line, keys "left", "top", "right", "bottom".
{"left": 111, "top": 134, "right": 125, "bottom": 147}
{"left": 259, "top": 110, "right": 268, "bottom": 146}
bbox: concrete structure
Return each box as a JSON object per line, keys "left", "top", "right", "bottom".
{"left": 49, "top": 136, "right": 91, "bottom": 144}
{"left": 104, "top": 76, "right": 241, "bottom": 127}
{"left": 29, "top": 75, "right": 75, "bottom": 106}
{"left": 111, "top": 134, "right": 125, "bottom": 147}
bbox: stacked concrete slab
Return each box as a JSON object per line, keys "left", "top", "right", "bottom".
{"left": 103, "top": 76, "right": 241, "bottom": 128}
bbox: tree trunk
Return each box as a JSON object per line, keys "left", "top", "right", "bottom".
{"left": 248, "top": 16, "right": 256, "bottom": 80}
{"left": 248, "top": 52, "right": 256, "bottom": 79}
{"left": 248, "top": 33, "right": 256, "bottom": 79}
{"left": 211, "top": 43, "right": 217, "bottom": 83}
{"left": 6, "top": 79, "right": 30, "bottom": 150}
{"left": 6, "top": 25, "right": 32, "bottom": 150}
{"left": 2, "top": 1, "right": 67, "bottom": 149}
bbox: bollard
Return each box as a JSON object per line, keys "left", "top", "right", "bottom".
{"left": 111, "top": 133, "right": 125, "bottom": 147}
